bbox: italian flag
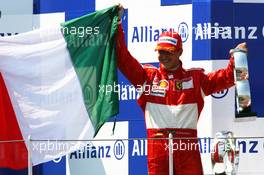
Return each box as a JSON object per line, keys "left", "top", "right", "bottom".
{"left": 0, "top": 6, "right": 119, "bottom": 169}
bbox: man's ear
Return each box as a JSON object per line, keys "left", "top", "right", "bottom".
{"left": 178, "top": 48, "right": 183, "bottom": 56}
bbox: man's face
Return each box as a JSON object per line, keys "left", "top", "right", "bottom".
{"left": 157, "top": 49, "right": 182, "bottom": 70}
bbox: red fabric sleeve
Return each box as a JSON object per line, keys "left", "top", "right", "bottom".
{"left": 201, "top": 57, "right": 235, "bottom": 96}
{"left": 115, "top": 24, "right": 147, "bottom": 86}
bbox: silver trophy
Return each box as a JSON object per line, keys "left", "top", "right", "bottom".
{"left": 233, "top": 49, "right": 256, "bottom": 118}
{"left": 211, "top": 131, "right": 239, "bottom": 175}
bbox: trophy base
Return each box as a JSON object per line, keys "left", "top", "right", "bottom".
{"left": 215, "top": 173, "right": 226, "bottom": 175}
{"left": 236, "top": 112, "right": 257, "bottom": 118}
{"left": 235, "top": 112, "right": 257, "bottom": 122}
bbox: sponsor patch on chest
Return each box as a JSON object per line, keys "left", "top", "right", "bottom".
{"left": 150, "top": 79, "right": 168, "bottom": 97}
{"left": 174, "top": 77, "right": 194, "bottom": 91}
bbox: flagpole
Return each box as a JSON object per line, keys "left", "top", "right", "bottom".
{"left": 28, "top": 135, "right": 33, "bottom": 175}
{"left": 169, "top": 133, "right": 174, "bottom": 175}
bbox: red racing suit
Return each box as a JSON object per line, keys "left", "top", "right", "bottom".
{"left": 115, "top": 24, "right": 235, "bottom": 175}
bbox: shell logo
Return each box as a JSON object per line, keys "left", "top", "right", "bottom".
{"left": 159, "top": 80, "right": 169, "bottom": 89}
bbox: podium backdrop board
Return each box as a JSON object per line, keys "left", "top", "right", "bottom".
{"left": 1, "top": 0, "right": 264, "bottom": 175}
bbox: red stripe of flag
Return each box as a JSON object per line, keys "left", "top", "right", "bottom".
{"left": 0, "top": 73, "right": 28, "bottom": 169}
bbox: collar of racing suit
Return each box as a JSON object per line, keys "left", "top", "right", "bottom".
{"left": 159, "top": 60, "right": 184, "bottom": 78}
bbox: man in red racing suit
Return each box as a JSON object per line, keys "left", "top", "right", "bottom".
{"left": 115, "top": 17, "right": 247, "bottom": 175}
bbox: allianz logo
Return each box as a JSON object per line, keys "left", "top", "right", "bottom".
{"left": 193, "top": 22, "right": 261, "bottom": 40}
{"left": 131, "top": 22, "right": 189, "bottom": 43}
{"left": 69, "top": 140, "right": 125, "bottom": 160}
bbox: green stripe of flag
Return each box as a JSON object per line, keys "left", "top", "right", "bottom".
{"left": 61, "top": 5, "right": 119, "bottom": 136}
